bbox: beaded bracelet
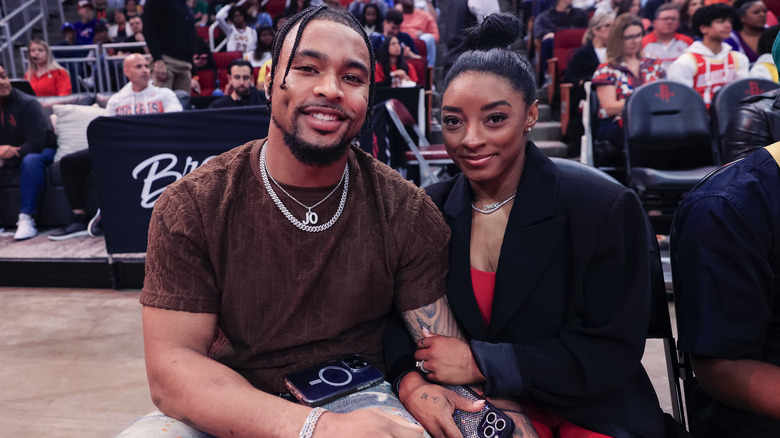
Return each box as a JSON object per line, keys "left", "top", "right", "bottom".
{"left": 299, "top": 407, "right": 327, "bottom": 438}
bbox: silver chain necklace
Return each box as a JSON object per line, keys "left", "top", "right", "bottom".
{"left": 259, "top": 142, "right": 349, "bottom": 232}
{"left": 471, "top": 193, "right": 516, "bottom": 215}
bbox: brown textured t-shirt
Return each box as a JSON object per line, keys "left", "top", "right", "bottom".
{"left": 141, "top": 139, "right": 449, "bottom": 393}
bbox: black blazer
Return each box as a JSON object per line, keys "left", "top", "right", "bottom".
{"left": 425, "top": 143, "right": 665, "bottom": 438}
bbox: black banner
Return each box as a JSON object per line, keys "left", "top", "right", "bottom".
{"left": 88, "top": 106, "right": 270, "bottom": 254}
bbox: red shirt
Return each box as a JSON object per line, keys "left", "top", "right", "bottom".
{"left": 470, "top": 267, "right": 496, "bottom": 326}
{"left": 375, "top": 61, "right": 419, "bottom": 85}
{"left": 24, "top": 68, "right": 72, "bottom": 97}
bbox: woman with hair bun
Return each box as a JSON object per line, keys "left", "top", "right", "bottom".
{"left": 393, "top": 11, "right": 670, "bottom": 438}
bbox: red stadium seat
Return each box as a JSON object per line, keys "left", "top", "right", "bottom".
{"left": 194, "top": 69, "right": 216, "bottom": 96}
{"left": 547, "top": 28, "right": 587, "bottom": 104}
{"left": 265, "top": 0, "right": 286, "bottom": 18}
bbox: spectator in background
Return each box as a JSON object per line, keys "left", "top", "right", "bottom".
{"left": 668, "top": 4, "right": 748, "bottom": 107}
{"left": 245, "top": 25, "right": 274, "bottom": 67}
{"left": 209, "top": 59, "right": 266, "bottom": 107}
{"left": 750, "top": 24, "right": 780, "bottom": 79}
{"left": 562, "top": 12, "right": 613, "bottom": 153}
{"left": 679, "top": 0, "right": 704, "bottom": 37}
{"left": 190, "top": 36, "right": 216, "bottom": 95}
{"left": 349, "top": 0, "right": 388, "bottom": 23}
{"left": 116, "top": 15, "right": 148, "bottom": 54}
{"left": 592, "top": 13, "right": 665, "bottom": 164}
{"left": 616, "top": 0, "right": 641, "bottom": 16}
{"left": 108, "top": 8, "right": 134, "bottom": 41}
{"left": 285, "top": 0, "right": 310, "bottom": 15}
{"left": 94, "top": 0, "right": 112, "bottom": 21}
{"left": 441, "top": 0, "right": 500, "bottom": 71}
{"left": 217, "top": 2, "right": 258, "bottom": 53}
{"left": 273, "top": 12, "right": 289, "bottom": 31}
{"left": 375, "top": 35, "right": 418, "bottom": 86}
{"left": 74, "top": 0, "right": 98, "bottom": 44}
{"left": 189, "top": 0, "right": 210, "bottom": 26}
{"left": 360, "top": 3, "right": 383, "bottom": 34}
{"left": 24, "top": 39, "right": 72, "bottom": 97}
{"left": 398, "top": 0, "right": 438, "bottom": 66}
{"left": 534, "top": 0, "right": 589, "bottom": 77}
{"left": 49, "top": 54, "right": 182, "bottom": 241}
{"left": 595, "top": 0, "right": 620, "bottom": 17}
{"left": 143, "top": 0, "right": 198, "bottom": 92}
{"left": 92, "top": 21, "right": 114, "bottom": 46}
{"left": 244, "top": 0, "right": 273, "bottom": 29}
{"left": 726, "top": 0, "right": 768, "bottom": 62}
{"left": 125, "top": 0, "right": 140, "bottom": 16}
{"left": 642, "top": 3, "right": 694, "bottom": 71}
{"left": 0, "top": 64, "right": 55, "bottom": 241}
{"left": 370, "top": 9, "right": 421, "bottom": 60}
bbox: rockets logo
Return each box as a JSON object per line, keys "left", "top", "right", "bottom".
{"left": 655, "top": 84, "right": 675, "bottom": 103}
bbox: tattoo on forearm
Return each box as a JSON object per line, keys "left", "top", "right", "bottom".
{"left": 401, "top": 297, "right": 466, "bottom": 341}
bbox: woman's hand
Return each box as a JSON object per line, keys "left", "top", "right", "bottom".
{"left": 398, "top": 371, "right": 485, "bottom": 438}
{"left": 391, "top": 69, "right": 411, "bottom": 82}
{"left": 414, "top": 328, "right": 485, "bottom": 385}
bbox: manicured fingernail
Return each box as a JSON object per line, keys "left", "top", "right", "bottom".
{"left": 474, "top": 400, "right": 486, "bottom": 406}
{"left": 422, "top": 327, "right": 431, "bottom": 335}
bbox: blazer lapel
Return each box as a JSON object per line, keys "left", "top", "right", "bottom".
{"left": 488, "top": 145, "right": 566, "bottom": 339}
{"left": 442, "top": 175, "right": 489, "bottom": 340}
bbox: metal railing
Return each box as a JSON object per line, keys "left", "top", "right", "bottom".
{"left": 21, "top": 42, "right": 149, "bottom": 93}
{"left": 0, "top": 0, "right": 48, "bottom": 77}
{"left": 208, "top": 21, "right": 227, "bottom": 53}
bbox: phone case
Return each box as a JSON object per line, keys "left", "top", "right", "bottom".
{"left": 284, "top": 354, "right": 384, "bottom": 407}
{"left": 445, "top": 385, "right": 515, "bottom": 438}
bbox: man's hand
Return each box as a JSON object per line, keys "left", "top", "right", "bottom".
{"left": 316, "top": 408, "right": 427, "bottom": 437}
{"left": 153, "top": 59, "right": 168, "bottom": 84}
{"left": 399, "top": 371, "right": 484, "bottom": 438}
{"left": 0, "top": 145, "right": 20, "bottom": 160}
{"left": 415, "top": 328, "right": 485, "bottom": 385}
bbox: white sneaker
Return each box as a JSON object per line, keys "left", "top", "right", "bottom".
{"left": 14, "top": 213, "right": 37, "bottom": 240}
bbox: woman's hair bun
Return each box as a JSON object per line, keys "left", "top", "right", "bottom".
{"left": 466, "top": 12, "right": 524, "bottom": 51}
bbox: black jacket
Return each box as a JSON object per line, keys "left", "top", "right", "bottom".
{"left": 0, "top": 89, "right": 51, "bottom": 164}
{"left": 208, "top": 87, "right": 267, "bottom": 109}
{"left": 721, "top": 88, "right": 780, "bottom": 163}
{"left": 426, "top": 143, "right": 665, "bottom": 438}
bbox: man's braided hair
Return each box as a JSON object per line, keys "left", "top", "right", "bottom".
{"left": 266, "top": 5, "right": 376, "bottom": 131}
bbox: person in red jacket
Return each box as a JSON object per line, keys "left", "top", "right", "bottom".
{"left": 23, "top": 39, "right": 72, "bottom": 97}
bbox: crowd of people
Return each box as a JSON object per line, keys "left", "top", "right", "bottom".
{"left": 535, "top": 0, "right": 780, "bottom": 164}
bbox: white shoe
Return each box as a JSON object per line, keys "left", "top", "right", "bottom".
{"left": 14, "top": 213, "right": 37, "bottom": 240}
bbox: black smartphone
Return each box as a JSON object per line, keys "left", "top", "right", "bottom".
{"left": 284, "top": 354, "right": 384, "bottom": 407}
{"left": 445, "top": 385, "right": 515, "bottom": 438}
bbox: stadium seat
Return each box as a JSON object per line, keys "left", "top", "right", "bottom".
{"left": 709, "top": 77, "right": 779, "bottom": 164}
{"left": 622, "top": 80, "right": 716, "bottom": 234}
{"left": 547, "top": 28, "right": 587, "bottom": 104}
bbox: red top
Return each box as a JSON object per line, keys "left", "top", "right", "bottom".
{"left": 375, "top": 61, "right": 419, "bottom": 85}
{"left": 25, "top": 68, "right": 72, "bottom": 97}
{"left": 470, "top": 267, "right": 496, "bottom": 326}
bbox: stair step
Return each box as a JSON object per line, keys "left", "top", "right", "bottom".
{"left": 537, "top": 103, "right": 552, "bottom": 121}
{"left": 528, "top": 121, "right": 561, "bottom": 142}
{"left": 535, "top": 140, "right": 569, "bottom": 158}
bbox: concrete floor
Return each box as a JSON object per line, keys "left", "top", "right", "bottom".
{"left": 0, "top": 288, "right": 154, "bottom": 438}
{"left": 0, "top": 287, "right": 676, "bottom": 437}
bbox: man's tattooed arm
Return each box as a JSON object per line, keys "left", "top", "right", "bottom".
{"left": 401, "top": 296, "right": 466, "bottom": 342}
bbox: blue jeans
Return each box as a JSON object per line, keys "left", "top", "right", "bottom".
{"left": 114, "top": 381, "right": 429, "bottom": 438}
{"left": 20, "top": 148, "right": 56, "bottom": 216}
{"left": 418, "top": 33, "right": 437, "bottom": 68}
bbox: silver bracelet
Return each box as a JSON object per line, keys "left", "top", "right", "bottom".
{"left": 299, "top": 407, "right": 327, "bottom": 438}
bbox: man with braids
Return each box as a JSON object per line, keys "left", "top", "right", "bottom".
{"left": 115, "top": 6, "right": 485, "bottom": 438}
